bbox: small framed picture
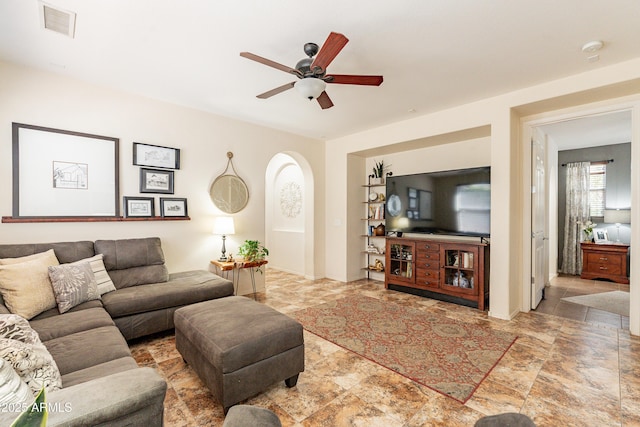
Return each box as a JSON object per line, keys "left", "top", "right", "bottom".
{"left": 123, "top": 197, "right": 155, "bottom": 218}
{"left": 133, "top": 142, "right": 180, "bottom": 169}
{"left": 140, "top": 168, "right": 174, "bottom": 194}
{"left": 160, "top": 197, "right": 188, "bottom": 217}
{"left": 593, "top": 228, "right": 609, "bottom": 243}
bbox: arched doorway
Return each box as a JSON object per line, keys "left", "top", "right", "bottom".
{"left": 265, "top": 152, "right": 316, "bottom": 278}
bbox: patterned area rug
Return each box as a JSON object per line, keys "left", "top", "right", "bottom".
{"left": 292, "top": 296, "right": 517, "bottom": 403}
{"left": 561, "top": 290, "right": 629, "bottom": 316}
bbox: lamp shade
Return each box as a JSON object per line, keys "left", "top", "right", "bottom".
{"left": 213, "top": 217, "right": 235, "bottom": 235}
{"left": 294, "top": 78, "right": 326, "bottom": 100}
{"left": 603, "top": 209, "right": 631, "bottom": 225}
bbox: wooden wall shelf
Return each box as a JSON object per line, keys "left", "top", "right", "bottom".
{"left": 2, "top": 216, "right": 191, "bottom": 223}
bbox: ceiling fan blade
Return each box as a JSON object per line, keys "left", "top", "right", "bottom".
{"left": 257, "top": 82, "right": 296, "bottom": 99}
{"left": 316, "top": 91, "right": 334, "bottom": 109}
{"left": 326, "top": 74, "right": 383, "bottom": 86}
{"left": 310, "top": 32, "right": 349, "bottom": 72}
{"left": 240, "top": 52, "right": 302, "bottom": 77}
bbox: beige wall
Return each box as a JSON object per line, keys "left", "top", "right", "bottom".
{"left": 0, "top": 61, "right": 325, "bottom": 293}
{"left": 326, "top": 57, "right": 640, "bottom": 332}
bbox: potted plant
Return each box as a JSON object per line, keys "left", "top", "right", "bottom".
{"left": 237, "top": 240, "right": 269, "bottom": 272}
{"left": 370, "top": 160, "right": 389, "bottom": 185}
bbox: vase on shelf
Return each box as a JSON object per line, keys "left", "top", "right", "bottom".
{"left": 371, "top": 177, "right": 384, "bottom": 185}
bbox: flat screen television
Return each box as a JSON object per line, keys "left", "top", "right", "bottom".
{"left": 385, "top": 166, "right": 491, "bottom": 237}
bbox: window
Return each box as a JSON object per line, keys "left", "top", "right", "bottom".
{"left": 589, "top": 163, "right": 606, "bottom": 218}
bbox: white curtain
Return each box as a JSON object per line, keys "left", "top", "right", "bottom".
{"left": 561, "top": 162, "right": 591, "bottom": 275}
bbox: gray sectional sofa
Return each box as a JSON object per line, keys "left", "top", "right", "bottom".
{"left": 0, "top": 237, "right": 234, "bottom": 426}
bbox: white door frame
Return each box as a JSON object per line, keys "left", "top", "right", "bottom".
{"left": 520, "top": 98, "right": 638, "bottom": 326}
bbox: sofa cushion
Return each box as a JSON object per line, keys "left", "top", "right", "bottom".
{"left": 106, "top": 265, "right": 170, "bottom": 290}
{"left": 44, "top": 325, "right": 131, "bottom": 376}
{"left": 31, "top": 307, "right": 114, "bottom": 342}
{"left": 102, "top": 270, "right": 233, "bottom": 318}
{"left": 95, "top": 238, "right": 169, "bottom": 289}
{"left": 0, "top": 250, "right": 59, "bottom": 319}
{"left": 49, "top": 262, "right": 101, "bottom": 314}
{"left": 0, "top": 314, "right": 62, "bottom": 395}
{"left": 0, "top": 241, "right": 95, "bottom": 265}
{"left": 61, "top": 357, "right": 139, "bottom": 388}
{"left": 95, "top": 238, "right": 166, "bottom": 270}
{"left": 31, "top": 300, "right": 103, "bottom": 322}
{"left": 0, "top": 357, "right": 33, "bottom": 407}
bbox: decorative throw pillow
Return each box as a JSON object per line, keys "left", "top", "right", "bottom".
{"left": 0, "top": 250, "right": 59, "bottom": 319}
{"left": 68, "top": 254, "right": 116, "bottom": 295}
{"left": 0, "top": 250, "right": 56, "bottom": 266}
{"left": 0, "top": 358, "right": 33, "bottom": 407}
{"left": 48, "top": 262, "right": 100, "bottom": 314}
{"left": 0, "top": 314, "right": 62, "bottom": 396}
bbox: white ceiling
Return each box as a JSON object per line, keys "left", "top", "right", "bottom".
{"left": 540, "top": 110, "right": 632, "bottom": 151}
{"left": 1, "top": 0, "right": 639, "bottom": 141}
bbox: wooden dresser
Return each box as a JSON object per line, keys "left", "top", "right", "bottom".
{"left": 580, "top": 242, "right": 629, "bottom": 284}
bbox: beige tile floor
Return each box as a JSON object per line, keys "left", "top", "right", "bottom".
{"left": 129, "top": 271, "right": 640, "bottom": 426}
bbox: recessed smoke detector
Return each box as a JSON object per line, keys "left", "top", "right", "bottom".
{"left": 38, "top": 1, "right": 76, "bottom": 38}
{"left": 582, "top": 40, "right": 603, "bottom": 54}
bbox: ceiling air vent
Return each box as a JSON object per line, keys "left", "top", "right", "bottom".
{"left": 39, "top": 1, "right": 76, "bottom": 38}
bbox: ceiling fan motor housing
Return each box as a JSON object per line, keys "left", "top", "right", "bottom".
{"left": 295, "top": 57, "right": 313, "bottom": 73}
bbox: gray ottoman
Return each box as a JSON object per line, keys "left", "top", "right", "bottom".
{"left": 174, "top": 296, "right": 304, "bottom": 412}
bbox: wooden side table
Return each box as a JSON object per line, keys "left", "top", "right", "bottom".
{"left": 210, "top": 259, "right": 268, "bottom": 298}
{"left": 580, "top": 242, "right": 629, "bottom": 284}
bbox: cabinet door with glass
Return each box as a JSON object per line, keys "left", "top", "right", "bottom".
{"left": 440, "top": 244, "right": 479, "bottom": 295}
{"left": 385, "top": 239, "right": 415, "bottom": 286}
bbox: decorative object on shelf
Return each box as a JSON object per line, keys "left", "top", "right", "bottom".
{"left": 123, "top": 196, "right": 154, "bottom": 218}
{"left": 12, "top": 122, "right": 119, "bottom": 218}
{"left": 213, "top": 216, "right": 235, "bottom": 261}
{"left": 369, "top": 259, "right": 384, "bottom": 271}
{"left": 133, "top": 142, "right": 180, "bottom": 169}
{"left": 592, "top": 228, "right": 609, "bottom": 243}
{"left": 369, "top": 204, "right": 384, "bottom": 220}
{"left": 603, "top": 208, "right": 631, "bottom": 242}
{"left": 374, "top": 223, "right": 386, "bottom": 236}
{"left": 369, "top": 159, "right": 391, "bottom": 185}
{"left": 368, "top": 192, "right": 378, "bottom": 202}
{"left": 366, "top": 243, "right": 384, "bottom": 254}
{"left": 159, "top": 197, "right": 188, "bottom": 217}
{"left": 210, "top": 152, "right": 249, "bottom": 214}
{"left": 140, "top": 168, "right": 175, "bottom": 194}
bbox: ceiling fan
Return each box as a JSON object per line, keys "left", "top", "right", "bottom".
{"left": 240, "top": 32, "right": 383, "bottom": 109}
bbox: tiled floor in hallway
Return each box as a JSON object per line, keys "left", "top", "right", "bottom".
{"left": 129, "top": 270, "right": 640, "bottom": 426}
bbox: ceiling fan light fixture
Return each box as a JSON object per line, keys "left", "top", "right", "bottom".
{"left": 294, "top": 78, "right": 326, "bottom": 100}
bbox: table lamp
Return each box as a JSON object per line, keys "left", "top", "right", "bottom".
{"left": 213, "top": 217, "right": 235, "bottom": 261}
{"left": 603, "top": 208, "right": 631, "bottom": 242}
